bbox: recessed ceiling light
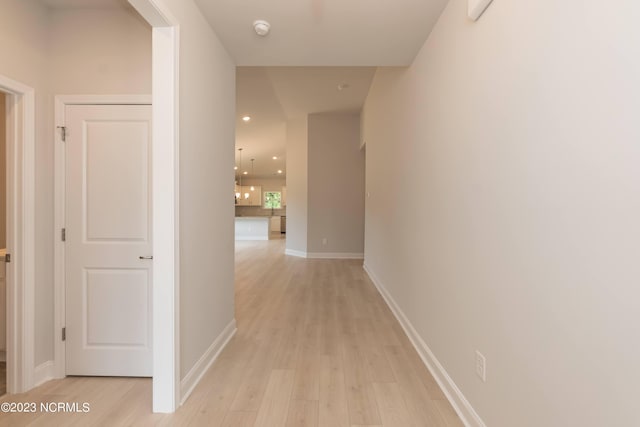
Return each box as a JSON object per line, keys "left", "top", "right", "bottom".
{"left": 242, "top": 116, "right": 251, "bottom": 122}
{"left": 272, "top": 156, "right": 278, "bottom": 160}
{"left": 337, "top": 83, "right": 350, "bottom": 91}
{"left": 277, "top": 170, "right": 283, "bottom": 174}
{"left": 234, "top": 166, "right": 238, "bottom": 170}
{"left": 243, "top": 171, "right": 248, "bottom": 175}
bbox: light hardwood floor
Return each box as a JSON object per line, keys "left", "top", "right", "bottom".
{"left": 0, "top": 238, "right": 462, "bottom": 426}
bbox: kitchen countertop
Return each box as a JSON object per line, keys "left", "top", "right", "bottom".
{"left": 235, "top": 216, "right": 270, "bottom": 219}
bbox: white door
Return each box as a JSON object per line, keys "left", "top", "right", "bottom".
{"left": 65, "top": 104, "right": 152, "bottom": 377}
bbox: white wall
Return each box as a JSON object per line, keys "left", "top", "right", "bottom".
{"left": 307, "top": 113, "right": 364, "bottom": 255}
{"left": 160, "top": 0, "right": 237, "bottom": 380}
{"left": 285, "top": 117, "right": 308, "bottom": 255}
{"left": 362, "top": 0, "right": 640, "bottom": 426}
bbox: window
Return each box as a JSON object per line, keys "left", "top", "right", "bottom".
{"left": 264, "top": 191, "right": 282, "bottom": 209}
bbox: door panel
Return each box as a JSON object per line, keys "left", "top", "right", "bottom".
{"left": 85, "top": 121, "right": 149, "bottom": 241}
{"left": 65, "top": 104, "right": 152, "bottom": 377}
{"left": 84, "top": 268, "right": 149, "bottom": 347}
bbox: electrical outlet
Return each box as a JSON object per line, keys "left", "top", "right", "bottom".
{"left": 475, "top": 350, "right": 486, "bottom": 382}
{"left": 322, "top": 238, "right": 328, "bottom": 245}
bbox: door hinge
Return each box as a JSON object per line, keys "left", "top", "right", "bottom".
{"left": 62, "top": 327, "right": 66, "bottom": 341}
{"left": 4, "top": 253, "right": 10, "bottom": 263}
{"left": 61, "top": 228, "right": 66, "bottom": 242}
{"left": 57, "top": 126, "right": 66, "bottom": 142}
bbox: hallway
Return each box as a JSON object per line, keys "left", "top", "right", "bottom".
{"left": 221, "top": 238, "right": 463, "bottom": 426}
{"left": 0, "top": 239, "right": 462, "bottom": 426}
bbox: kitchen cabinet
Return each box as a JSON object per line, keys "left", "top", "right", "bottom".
{"left": 235, "top": 217, "right": 270, "bottom": 240}
{"left": 270, "top": 216, "right": 281, "bottom": 232}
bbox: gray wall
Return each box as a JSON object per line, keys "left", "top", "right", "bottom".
{"left": 307, "top": 113, "right": 364, "bottom": 255}
{"left": 362, "top": 0, "right": 640, "bottom": 425}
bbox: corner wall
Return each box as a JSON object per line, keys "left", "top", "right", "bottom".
{"left": 362, "top": 0, "right": 640, "bottom": 426}
{"left": 160, "top": 0, "right": 237, "bottom": 382}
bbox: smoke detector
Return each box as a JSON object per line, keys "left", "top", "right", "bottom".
{"left": 253, "top": 20, "right": 271, "bottom": 36}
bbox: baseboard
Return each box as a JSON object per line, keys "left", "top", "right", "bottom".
{"left": 285, "top": 249, "right": 307, "bottom": 258}
{"left": 363, "top": 263, "right": 486, "bottom": 427}
{"left": 34, "top": 360, "right": 55, "bottom": 387}
{"left": 284, "top": 250, "right": 365, "bottom": 259}
{"left": 0, "top": 350, "right": 5, "bottom": 362}
{"left": 180, "top": 319, "right": 237, "bottom": 405}
{"left": 307, "top": 252, "right": 364, "bottom": 260}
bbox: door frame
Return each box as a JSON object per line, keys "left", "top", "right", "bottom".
{"left": 128, "top": 0, "right": 181, "bottom": 412}
{"left": 53, "top": 95, "right": 153, "bottom": 381}
{"left": 53, "top": 0, "right": 180, "bottom": 413}
{"left": 0, "top": 74, "right": 36, "bottom": 394}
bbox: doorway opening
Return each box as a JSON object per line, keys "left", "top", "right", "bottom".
{"left": 0, "top": 73, "right": 36, "bottom": 396}
{"left": 0, "top": 91, "right": 7, "bottom": 396}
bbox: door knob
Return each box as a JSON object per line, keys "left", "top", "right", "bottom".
{"left": 139, "top": 256, "right": 153, "bottom": 260}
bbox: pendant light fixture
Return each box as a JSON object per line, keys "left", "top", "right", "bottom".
{"left": 250, "top": 159, "right": 255, "bottom": 191}
{"left": 236, "top": 148, "right": 246, "bottom": 200}
{"left": 241, "top": 149, "right": 249, "bottom": 199}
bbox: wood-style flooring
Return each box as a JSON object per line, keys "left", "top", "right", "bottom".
{"left": 0, "top": 238, "right": 462, "bottom": 426}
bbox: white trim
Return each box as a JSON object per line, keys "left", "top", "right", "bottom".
{"left": 363, "top": 263, "right": 487, "bottom": 427}
{"left": 180, "top": 320, "right": 237, "bottom": 405}
{"left": 307, "top": 252, "right": 364, "bottom": 260}
{"left": 53, "top": 95, "right": 153, "bottom": 382}
{"left": 285, "top": 249, "right": 308, "bottom": 258}
{"left": 53, "top": 98, "right": 65, "bottom": 380}
{"left": 129, "top": 0, "right": 181, "bottom": 413}
{"left": 33, "top": 361, "right": 55, "bottom": 387}
{"left": 51, "top": 94, "right": 151, "bottom": 105}
{"left": 0, "top": 74, "right": 36, "bottom": 394}
{"left": 150, "top": 25, "right": 181, "bottom": 413}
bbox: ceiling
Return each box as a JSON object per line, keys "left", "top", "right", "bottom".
{"left": 236, "top": 67, "right": 376, "bottom": 178}
{"left": 40, "top": 0, "right": 131, "bottom": 9}
{"left": 194, "top": 0, "right": 448, "bottom": 66}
